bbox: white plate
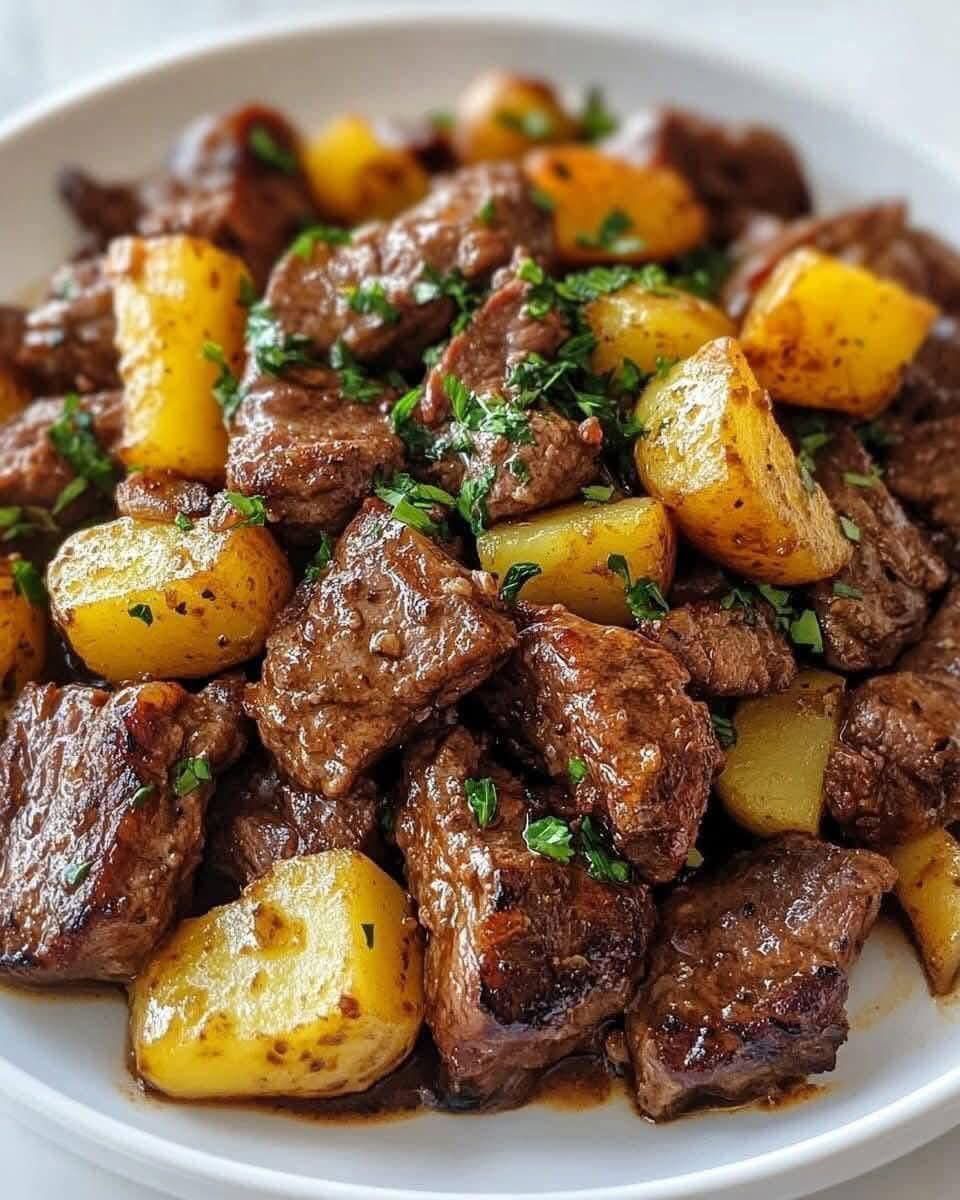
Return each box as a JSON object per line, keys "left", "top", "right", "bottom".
{"left": 2, "top": 9, "right": 960, "bottom": 1200}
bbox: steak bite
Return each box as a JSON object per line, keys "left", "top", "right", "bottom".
{"left": 397, "top": 724, "right": 654, "bottom": 1107}
{"left": 226, "top": 370, "right": 405, "bottom": 539}
{"left": 0, "top": 676, "right": 246, "bottom": 985}
{"left": 479, "top": 604, "right": 722, "bottom": 883}
{"left": 208, "top": 756, "right": 383, "bottom": 888}
{"left": 900, "top": 580, "right": 960, "bottom": 680}
{"left": 114, "top": 470, "right": 213, "bottom": 523}
{"left": 627, "top": 834, "right": 896, "bottom": 1120}
{"left": 262, "top": 162, "right": 553, "bottom": 367}
{"left": 808, "top": 425, "right": 947, "bottom": 671}
{"left": 885, "top": 415, "right": 960, "bottom": 549}
{"left": 247, "top": 499, "right": 517, "bottom": 797}
{"left": 416, "top": 273, "right": 601, "bottom": 523}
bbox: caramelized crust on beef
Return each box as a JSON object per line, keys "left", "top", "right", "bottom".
{"left": 114, "top": 470, "right": 213, "bottom": 523}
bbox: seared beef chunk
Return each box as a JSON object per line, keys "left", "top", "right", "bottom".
{"left": 724, "top": 203, "right": 960, "bottom": 319}
{"left": 638, "top": 598, "right": 796, "bottom": 698}
{"left": 263, "top": 163, "right": 552, "bottom": 367}
{"left": 607, "top": 108, "right": 810, "bottom": 242}
{"left": 479, "top": 604, "right": 722, "bottom": 883}
{"left": 114, "top": 470, "right": 213, "bottom": 523}
{"left": 0, "top": 305, "right": 25, "bottom": 364}
{"left": 57, "top": 167, "right": 144, "bottom": 247}
{"left": 16, "top": 258, "right": 118, "bottom": 395}
{"left": 398, "top": 725, "right": 654, "bottom": 1106}
{"left": 0, "top": 390, "right": 122, "bottom": 516}
{"left": 247, "top": 499, "right": 516, "bottom": 797}
{"left": 886, "top": 415, "right": 960, "bottom": 550}
{"left": 0, "top": 676, "right": 246, "bottom": 984}
{"left": 892, "top": 318, "right": 960, "bottom": 428}
{"left": 226, "top": 370, "right": 405, "bottom": 539}
{"left": 808, "top": 425, "right": 947, "bottom": 670}
{"left": 209, "top": 756, "right": 382, "bottom": 888}
{"left": 627, "top": 834, "right": 895, "bottom": 1119}
{"left": 900, "top": 581, "right": 960, "bottom": 680}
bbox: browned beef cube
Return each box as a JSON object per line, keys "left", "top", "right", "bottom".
{"left": 226, "top": 371, "right": 405, "bottom": 539}
{"left": 16, "top": 257, "right": 119, "bottom": 395}
{"left": 57, "top": 167, "right": 144, "bottom": 246}
{"left": 397, "top": 725, "right": 654, "bottom": 1107}
{"left": 886, "top": 414, "right": 960, "bottom": 548}
{"left": 247, "top": 499, "right": 516, "bottom": 797}
{"left": 479, "top": 604, "right": 722, "bottom": 883}
{"left": 263, "top": 163, "right": 553, "bottom": 367}
{"left": 0, "top": 390, "right": 122, "bottom": 519}
{"left": 114, "top": 470, "right": 213, "bottom": 523}
{"left": 808, "top": 425, "right": 946, "bottom": 670}
{"left": 892, "top": 318, "right": 960, "bottom": 428}
{"left": 639, "top": 599, "right": 796, "bottom": 698}
{"left": 900, "top": 580, "right": 960, "bottom": 680}
{"left": 0, "top": 676, "right": 246, "bottom": 985}
{"left": 0, "top": 305, "right": 25, "bottom": 363}
{"left": 607, "top": 107, "right": 810, "bottom": 242}
{"left": 627, "top": 834, "right": 895, "bottom": 1120}
{"left": 208, "top": 756, "right": 382, "bottom": 888}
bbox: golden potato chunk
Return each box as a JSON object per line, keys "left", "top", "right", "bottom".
{"left": 634, "top": 337, "right": 852, "bottom": 584}
{"left": 129, "top": 850, "right": 424, "bottom": 1100}
{"left": 740, "top": 247, "right": 939, "bottom": 418}
{"left": 524, "top": 146, "right": 707, "bottom": 264}
{"left": 587, "top": 282, "right": 735, "bottom": 378}
{"left": 889, "top": 829, "right": 960, "bottom": 995}
{"left": 452, "top": 70, "right": 577, "bottom": 163}
{"left": 108, "top": 235, "right": 250, "bottom": 481}
{"left": 47, "top": 513, "right": 292, "bottom": 682}
{"left": 717, "top": 669, "right": 845, "bottom": 837}
{"left": 304, "top": 114, "right": 429, "bottom": 224}
{"left": 477, "top": 497, "right": 675, "bottom": 626}
{"left": 0, "top": 556, "right": 45, "bottom": 711}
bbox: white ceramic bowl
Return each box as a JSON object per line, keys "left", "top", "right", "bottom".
{"left": 2, "top": 10, "right": 960, "bottom": 1200}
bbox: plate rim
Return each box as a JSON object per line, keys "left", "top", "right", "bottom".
{"left": 2, "top": 7, "right": 960, "bottom": 1198}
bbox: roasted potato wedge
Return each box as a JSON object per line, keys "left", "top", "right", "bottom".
{"left": 129, "top": 850, "right": 424, "bottom": 1100}
{"left": 47, "top": 513, "right": 292, "bottom": 681}
{"left": 0, "top": 556, "right": 46, "bottom": 711}
{"left": 108, "top": 235, "right": 250, "bottom": 481}
{"left": 524, "top": 145, "right": 707, "bottom": 264}
{"left": 304, "top": 114, "right": 429, "bottom": 224}
{"left": 889, "top": 829, "right": 960, "bottom": 995}
{"left": 717, "top": 669, "right": 844, "bottom": 837}
{"left": 587, "top": 282, "right": 735, "bottom": 378}
{"left": 452, "top": 70, "right": 577, "bottom": 163}
{"left": 476, "top": 497, "right": 675, "bottom": 626}
{"left": 634, "top": 337, "right": 852, "bottom": 584}
{"left": 740, "top": 247, "right": 939, "bottom": 418}
{"left": 0, "top": 361, "right": 29, "bottom": 423}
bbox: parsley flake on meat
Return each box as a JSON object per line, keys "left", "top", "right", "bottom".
{"left": 174, "top": 512, "right": 194, "bottom": 533}
{"left": 290, "top": 223, "right": 352, "bottom": 257}
{"left": 710, "top": 710, "right": 738, "bottom": 749}
{"left": 839, "top": 515, "right": 861, "bottom": 542}
{"left": 498, "top": 561, "right": 542, "bottom": 602}
{"left": 389, "top": 387, "right": 435, "bottom": 456}
{"left": 344, "top": 281, "right": 400, "bottom": 324}
{"left": 833, "top": 581, "right": 864, "bottom": 600}
{"left": 523, "top": 815, "right": 574, "bottom": 863}
{"left": 248, "top": 123, "right": 298, "bottom": 174}
{"left": 202, "top": 341, "right": 245, "bottom": 419}
{"left": 0, "top": 505, "right": 57, "bottom": 542}
{"left": 457, "top": 466, "right": 497, "bottom": 535}
{"left": 329, "top": 339, "right": 383, "bottom": 403}
{"left": 130, "top": 783, "right": 156, "bottom": 810}
{"left": 567, "top": 757, "right": 588, "bottom": 784}
{"left": 173, "top": 756, "right": 212, "bottom": 797}
{"left": 607, "top": 554, "right": 669, "bottom": 620}
{"left": 579, "top": 815, "right": 631, "bottom": 883}
{"left": 247, "top": 301, "right": 318, "bottom": 375}
{"left": 48, "top": 393, "right": 117, "bottom": 510}
{"left": 582, "top": 484, "right": 614, "bottom": 504}
{"left": 11, "top": 559, "right": 46, "bottom": 607}
{"left": 225, "top": 492, "right": 267, "bottom": 526}
{"left": 375, "top": 472, "right": 455, "bottom": 537}
{"left": 304, "top": 533, "right": 334, "bottom": 582}
{"left": 413, "top": 266, "right": 479, "bottom": 333}
{"left": 62, "top": 860, "right": 92, "bottom": 890}
{"left": 843, "top": 467, "right": 882, "bottom": 489}
{"left": 465, "top": 777, "right": 498, "bottom": 827}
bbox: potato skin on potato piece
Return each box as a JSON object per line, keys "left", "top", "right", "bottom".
{"left": 477, "top": 497, "right": 676, "bottom": 626}
{"left": 0, "top": 555, "right": 45, "bottom": 712}
{"left": 452, "top": 70, "right": 577, "bottom": 164}
{"left": 524, "top": 146, "right": 707, "bottom": 264}
{"left": 303, "top": 114, "right": 429, "bottom": 224}
{"left": 129, "top": 850, "right": 424, "bottom": 1101}
{"left": 717, "top": 669, "right": 845, "bottom": 837}
{"left": 47, "top": 514, "right": 292, "bottom": 681}
{"left": 634, "top": 337, "right": 852, "bottom": 585}
{"left": 889, "top": 830, "right": 960, "bottom": 995}
{"left": 587, "top": 283, "right": 735, "bottom": 378}
{"left": 740, "top": 247, "right": 939, "bottom": 418}
{"left": 108, "top": 235, "right": 250, "bottom": 481}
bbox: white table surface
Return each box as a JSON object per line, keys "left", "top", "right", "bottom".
{"left": 1, "top": 0, "right": 958, "bottom": 1195}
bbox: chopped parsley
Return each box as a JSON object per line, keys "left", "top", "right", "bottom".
{"left": 456, "top": 466, "right": 497, "bottom": 535}
{"left": 441, "top": 373, "right": 533, "bottom": 449}
{"left": 329, "top": 339, "right": 383, "bottom": 403}
{"left": 523, "top": 815, "right": 574, "bottom": 863}
{"left": 344, "top": 281, "right": 400, "bottom": 324}
{"left": 710, "top": 710, "right": 737, "bottom": 749}
{"left": 843, "top": 468, "right": 882, "bottom": 489}
{"left": 130, "top": 783, "right": 156, "bottom": 810}
{"left": 788, "top": 607, "right": 824, "bottom": 654}
{"left": 127, "top": 603, "right": 153, "bottom": 626}
{"left": 237, "top": 276, "right": 258, "bottom": 307}
{"left": 575, "top": 208, "right": 645, "bottom": 255}
{"left": 579, "top": 87, "right": 618, "bottom": 141}
{"left": 174, "top": 512, "right": 194, "bottom": 533}
{"left": 225, "top": 492, "right": 267, "bottom": 526}
{"left": 361, "top": 922, "right": 375, "bottom": 949}
{"left": 582, "top": 483, "right": 614, "bottom": 504}
{"left": 304, "top": 533, "right": 334, "bottom": 583}
{"left": 833, "top": 580, "right": 864, "bottom": 599}
{"left": 496, "top": 107, "right": 554, "bottom": 140}
{"left": 0, "top": 505, "right": 57, "bottom": 542}
{"left": 389, "top": 387, "right": 434, "bottom": 456}
{"left": 857, "top": 419, "right": 897, "bottom": 451}
{"left": 607, "top": 554, "right": 669, "bottom": 621}
{"left": 63, "top": 860, "right": 92, "bottom": 889}
{"left": 465, "top": 777, "right": 498, "bottom": 828}
{"left": 375, "top": 472, "right": 454, "bottom": 537}
{"left": 670, "top": 246, "right": 731, "bottom": 301}
{"left": 247, "top": 302, "right": 318, "bottom": 376}
{"left": 499, "top": 561, "right": 542, "bottom": 603}
{"left": 726, "top": 581, "right": 824, "bottom": 655}
{"left": 173, "top": 756, "right": 212, "bottom": 797}
{"left": 11, "top": 559, "right": 45, "bottom": 606}
{"left": 567, "top": 757, "right": 588, "bottom": 785}
{"left": 413, "top": 266, "right": 479, "bottom": 333}
{"left": 794, "top": 418, "right": 833, "bottom": 493}
{"left": 579, "top": 815, "right": 631, "bottom": 883}
{"left": 839, "top": 515, "right": 861, "bottom": 542}
{"left": 508, "top": 457, "right": 531, "bottom": 483}
{"left": 529, "top": 185, "right": 556, "bottom": 213}
{"left": 202, "top": 341, "right": 245, "bottom": 420}
{"left": 290, "top": 223, "right": 352, "bottom": 258}
{"left": 249, "top": 123, "right": 298, "bottom": 174}
{"left": 48, "top": 393, "right": 117, "bottom": 505}
{"left": 476, "top": 197, "right": 497, "bottom": 226}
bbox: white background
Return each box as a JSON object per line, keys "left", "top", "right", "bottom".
{"left": 1, "top": 0, "right": 958, "bottom": 1196}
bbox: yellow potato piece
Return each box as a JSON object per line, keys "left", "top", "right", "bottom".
{"left": 0, "top": 556, "right": 46, "bottom": 712}
{"left": 477, "top": 497, "right": 675, "bottom": 626}
{"left": 452, "top": 70, "right": 577, "bottom": 164}
{"left": 129, "top": 851, "right": 424, "bottom": 1100}
{"left": 47, "top": 514, "right": 292, "bottom": 682}
{"left": 740, "top": 247, "right": 939, "bottom": 418}
{"left": 717, "top": 669, "right": 845, "bottom": 838}
{"left": 889, "top": 829, "right": 960, "bottom": 995}
{"left": 587, "top": 283, "right": 735, "bottom": 378}
{"left": 108, "top": 235, "right": 250, "bottom": 481}
{"left": 304, "top": 114, "right": 429, "bottom": 224}
{"left": 634, "top": 337, "right": 852, "bottom": 584}
{"left": 524, "top": 145, "right": 707, "bottom": 264}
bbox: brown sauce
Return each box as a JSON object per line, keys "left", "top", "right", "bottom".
{"left": 532, "top": 1055, "right": 615, "bottom": 1111}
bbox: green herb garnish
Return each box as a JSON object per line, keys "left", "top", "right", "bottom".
{"left": 11, "top": 559, "right": 45, "bottom": 606}
{"left": 789, "top": 608, "right": 824, "bottom": 654}
{"left": 843, "top": 468, "right": 882, "bottom": 489}
{"left": 375, "top": 473, "right": 454, "bottom": 538}
{"left": 249, "top": 123, "right": 298, "bottom": 174}
{"left": 710, "top": 711, "right": 737, "bottom": 749}
{"left": 582, "top": 484, "right": 614, "bottom": 504}
{"left": 579, "top": 87, "right": 618, "bottom": 141}
{"left": 523, "top": 815, "right": 574, "bottom": 863}
{"left": 329, "top": 339, "right": 383, "bottom": 403}
{"left": 832, "top": 581, "right": 864, "bottom": 599}
{"left": 575, "top": 209, "right": 645, "bottom": 255}
{"left": 247, "top": 302, "right": 318, "bottom": 376}
{"left": 839, "top": 515, "right": 861, "bottom": 542}
{"left": 201, "top": 341, "right": 245, "bottom": 420}
{"left": 499, "top": 561, "right": 542, "bottom": 603}
{"left": 579, "top": 815, "right": 630, "bottom": 883}
{"left": 63, "top": 860, "right": 92, "bottom": 889}
{"left": 128, "top": 603, "right": 153, "bottom": 626}
{"left": 567, "top": 757, "right": 588, "bottom": 785}
{"left": 465, "top": 777, "right": 498, "bottom": 828}
{"left": 225, "top": 492, "right": 267, "bottom": 526}
{"left": 304, "top": 533, "right": 334, "bottom": 583}
{"left": 457, "top": 466, "right": 497, "bottom": 535}
{"left": 290, "top": 223, "right": 352, "bottom": 258}
{"left": 344, "top": 281, "right": 400, "bottom": 324}
{"left": 607, "top": 554, "right": 669, "bottom": 621}
{"left": 48, "top": 393, "right": 116, "bottom": 499}
{"left": 130, "top": 783, "right": 156, "bottom": 809}
{"left": 496, "top": 107, "right": 554, "bottom": 140}
{"left": 174, "top": 512, "right": 194, "bottom": 533}
{"left": 173, "top": 756, "right": 212, "bottom": 797}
